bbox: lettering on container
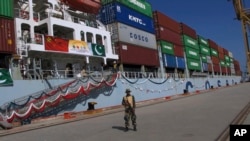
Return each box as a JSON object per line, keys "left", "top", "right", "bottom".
{"left": 129, "top": 0, "right": 146, "bottom": 9}
{"left": 201, "top": 39, "right": 208, "bottom": 45}
{"left": 202, "top": 48, "right": 209, "bottom": 53}
{"left": 130, "top": 32, "right": 148, "bottom": 42}
{"left": 191, "top": 62, "right": 199, "bottom": 67}
{"left": 187, "top": 39, "right": 196, "bottom": 46}
{"left": 128, "top": 15, "right": 146, "bottom": 26}
{"left": 189, "top": 50, "right": 197, "bottom": 56}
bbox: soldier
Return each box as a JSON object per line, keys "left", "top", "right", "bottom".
{"left": 122, "top": 88, "right": 137, "bottom": 131}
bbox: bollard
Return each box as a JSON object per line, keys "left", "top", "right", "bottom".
{"left": 87, "top": 102, "right": 97, "bottom": 110}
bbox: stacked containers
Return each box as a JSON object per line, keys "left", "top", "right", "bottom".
{"left": 208, "top": 39, "right": 220, "bottom": 73}
{"left": 0, "top": 0, "right": 16, "bottom": 55}
{"left": 153, "top": 11, "right": 185, "bottom": 69}
{"left": 180, "top": 23, "right": 201, "bottom": 72}
{"left": 223, "top": 48, "right": 231, "bottom": 74}
{"left": 99, "top": 0, "right": 159, "bottom": 67}
{"left": 233, "top": 59, "right": 241, "bottom": 76}
{"left": 228, "top": 51, "right": 235, "bottom": 75}
{"left": 218, "top": 45, "right": 226, "bottom": 74}
{"left": 198, "top": 35, "right": 210, "bottom": 72}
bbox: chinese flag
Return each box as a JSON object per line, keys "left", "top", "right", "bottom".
{"left": 45, "top": 36, "right": 69, "bottom": 52}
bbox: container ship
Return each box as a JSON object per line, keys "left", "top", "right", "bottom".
{"left": 0, "top": 0, "right": 241, "bottom": 128}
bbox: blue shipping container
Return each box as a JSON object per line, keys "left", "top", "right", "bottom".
{"left": 163, "top": 54, "right": 177, "bottom": 68}
{"left": 99, "top": 2, "right": 155, "bottom": 34}
{"left": 176, "top": 56, "right": 186, "bottom": 69}
{"left": 202, "top": 62, "right": 208, "bottom": 71}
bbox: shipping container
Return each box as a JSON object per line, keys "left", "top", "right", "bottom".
{"left": 159, "top": 40, "right": 174, "bottom": 55}
{"left": 174, "top": 44, "right": 184, "bottom": 57}
{"left": 201, "top": 55, "right": 208, "bottom": 63}
{"left": 228, "top": 51, "right": 233, "bottom": 58}
{"left": 202, "top": 62, "right": 208, "bottom": 72}
{"left": 176, "top": 56, "right": 185, "bottom": 69}
{"left": 208, "top": 39, "right": 218, "bottom": 50}
{"left": 210, "top": 48, "right": 218, "bottom": 57}
{"left": 225, "top": 55, "right": 230, "bottom": 62}
{"left": 199, "top": 44, "right": 210, "bottom": 56}
{"left": 221, "top": 66, "right": 227, "bottom": 73}
{"left": 208, "top": 63, "right": 212, "bottom": 72}
{"left": 163, "top": 54, "right": 177, "bottom": 68}
{"left": 99, "top": 3, "right": 155, "bottom": 33}
{"left": 186, "top": 58, "right": 201, "bottom": 71}
{"left": 0, "top": 18, "right": 16, "bottom": 53}
{"left": 198, "top": 35, "right": 209, "bottom": 47}
{"left": 108, "top": 22, "right": 157, "bottom": 49}
{"left": 220, "top": 60, "right": 226, "bottom": 67}
{"left": 227, "top": 67, "right": 231, "bottom": 74}
{"left": 0, "top": 0, "right": 14, "bottom": 18}
{"left": 185, "top": 46, "right": 200, "bottom": 60}
{"left": 101, "top": 0, "right": 153, "bottom": 18}
{"left": 213, "top": 64, "right": 220, "bottom": 73}
{"left": 180, "top": 22, "right": 197, "bottom": 39}
{"left": 211, "top": 56, "right": 220, "bottom": 65}
{"left": 223, "top": 48, "right": 229, "bottom": 56}
{"left": 153, "top": 11, "right": 181, "bottom": 34}
{"left": 182, "top": 34, "right": 199, "bottom": 50}
{"left": 116, "top": 42, "right": 159, "bottom": 66}
{"left": 217, "top": 46, "right": 224, "bottom": 54}
{"left": 218, "top": 53, "right": 225, "bottom": 60}
{"left": 155, "top": 25, "right": 182, "bottom": 45}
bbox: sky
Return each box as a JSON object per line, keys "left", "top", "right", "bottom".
{"left": 147, "top": 0, "right": 248, "bottom": 73}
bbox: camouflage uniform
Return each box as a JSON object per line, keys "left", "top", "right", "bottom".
{"left": 122, "top": 89, "right": 137, "bottom": 131}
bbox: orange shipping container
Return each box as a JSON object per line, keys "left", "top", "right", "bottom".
{"left": 217, "top": 45, "right": 224, "bottom": 54}
{"left": 0, "top": 18, "right": 16, "bottom": 53}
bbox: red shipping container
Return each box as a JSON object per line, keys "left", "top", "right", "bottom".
{"left": 153, "top": 11, "right": 181, "bottom": 34}
{"left": 174, "top": 44, "right": 184, "bottom": 57}
{"left": 208, "top": 63, "right": 212, "bottom": 72}
{"left": 227, "top": 67, "right": 231, "bottom": 74}
{"left": 211, "top": 56, "right": 220, "bottom": 64}
{"left": 208, "top": 39, "right": 218, "bottom": 50}
{"left": 223, "top": 48, "right": 229, "bottom": 55}
{"left": 155, "top": 25, "right": 182, "bottom": 45}
{"left": 116, "top": 42, "right": 160, "bottom": 67}
{"left": 0, "top": 18, "right": 16, "bottom": 53}
{"left": 217, "top": 45, "right": 224, "bottom": 54}
{"left": 221, "top": 66, "right": 226, "bottom": 73}
{"left": 218, "top": 53, "right": 225, "bottom": 60}
{"left": 213, "top": 64, "right": 220, "bottom": 73}
{"left": 180, "top": 22, "right": 197, "bottom": 39}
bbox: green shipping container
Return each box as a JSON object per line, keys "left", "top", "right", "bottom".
{"left": 201, "top": 55, "right": 208, "bottom": 63}
{"left": 185, "top": 46, "right": 200, "bottom": 60}
{"left": 225, "top": 55, "right": 230, "bottom": 62}
{"left": 187, "top": 58, "right": 201, "bottom": 71}
{"left": 220, "top": 60, "right": 226, "bottom": 67}
{"left": 159, "top": 40, "right": 174, "bottom": 55}
{"left": 101, "top": 0, "right": 153, "bottom": 18}
{"left": 198, "top": 35, "right": 209, "bottom": 47}
{"left": 210, "top": 48, "right": 218, "bottom": 57}
{"left": 199, "top": 45, "right": 210, "bottom": 56}
{"left": 182, "top": 34, "right": 199, "bottom": 50}
{"left": 0, "top": 0, "right": 14, "bottom": 18}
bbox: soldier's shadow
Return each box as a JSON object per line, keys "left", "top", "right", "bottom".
{"left": 112, "top": 126, "right": 126, "bottom": 131}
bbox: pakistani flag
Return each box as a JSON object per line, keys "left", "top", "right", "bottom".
{"left": 0, "top": 68, "right": 13, "bottom": 87}
{"left": 91, "top": 43, "right": 106, "bottom": 57}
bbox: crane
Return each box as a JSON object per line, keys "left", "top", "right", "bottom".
{"left": 230, "top": 0, "right": 250, "bottom": 75}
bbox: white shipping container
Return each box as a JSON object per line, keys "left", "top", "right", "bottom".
{"left": 228, "top": 51, "right": 233, "bottom": 58}
{"left": 107, "top": 22, "right": 157, "bottom": 49}
{"left": 230, "top": 63, "right": 235, "bottom": 68}
{"left": 231, "top": 67, "right": 235, "bottom": 74}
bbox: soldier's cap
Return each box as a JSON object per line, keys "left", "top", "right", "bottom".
{"left": 125, "top": 89, "right": 131, "bottom": 93}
